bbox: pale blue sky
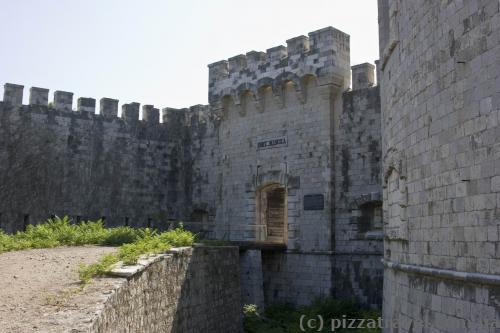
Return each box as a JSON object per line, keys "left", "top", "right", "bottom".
{"left": 0, "top": 0, "right": 378, "bottom": 109}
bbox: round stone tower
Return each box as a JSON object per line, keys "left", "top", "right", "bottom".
{"left": 378, "top": 0, "right": 500, "bottom": 332}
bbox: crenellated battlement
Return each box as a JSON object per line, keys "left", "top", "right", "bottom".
{"left": 0, "top": 86, "right": 216, "bottom": 235}
{"left": 1, "top": 83, "right": 211, "bottom": 126}
{"left": 0, "top": 82, "right": 219, "bottom": 233}
{"left": 207, "top": 26, "right": 351, "bottom": 106}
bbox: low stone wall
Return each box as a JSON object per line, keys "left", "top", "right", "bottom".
{"left": 90, "top": 246, "right": 242, "bottom": 333}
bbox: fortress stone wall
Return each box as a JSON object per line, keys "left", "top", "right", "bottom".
{"left": 334, "top": 81, "right": 383, "bottom": 308}
{"left": 379, "top": 0, "right": 500, "bottom": 331}
{"left": 0, "top": 26, "right": 383, "bottom": 309}
{"left": 0, "top": 86, "right": 204, "bottom": 232}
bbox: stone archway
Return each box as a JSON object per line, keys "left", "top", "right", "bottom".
{"left": 256, "top": 183, "right": 287, "bottom": 243}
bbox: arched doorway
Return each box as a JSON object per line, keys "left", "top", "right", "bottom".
{"left": 256, "top": 183, "right": 287, "bottom": 243}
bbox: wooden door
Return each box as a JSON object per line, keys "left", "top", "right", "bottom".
{"left": 266, "top": 187, "right": 285, "bottom": 242}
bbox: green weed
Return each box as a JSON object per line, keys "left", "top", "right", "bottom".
{"left": 78, "top": 225, "right": 194, "bottom": 283}
{"left": 243, "top": 298, "right": 381, "bottom": 333}
{"left": 0, "top": 216, "right": 161, "bottom": 253}
{"left": 78, "top": 253, "right": 119, "bottom": 284}
{"left": 0, "top": 216, "right": 195, "bottom": 284}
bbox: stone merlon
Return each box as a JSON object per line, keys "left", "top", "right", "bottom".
{"left": 78, "top": 97, "right": 96, "bottom": 113}
{"left": 100, "top": 98, "right": 119, "bottom": 117}
{"left": 122, "top": 102, "right": 140, "bottom": 123}
{"left": 142, "top": 105, "right": 160, "bottom": 123}
{"left": 351, "top": 63, "right": 375, "bottom": 90}
{"left": 3, "top": 83, "right": 24, "bottom": 106}
{"left": 54, "top": 90, "right": 73, "bottom": 111}
{"left": 29, "top": 87, "right": 49, "bottom": 106}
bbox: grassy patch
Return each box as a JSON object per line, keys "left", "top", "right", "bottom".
{"left": 0, "top": 216, "right": 148, "bottom": 253}
{"left": 244, "top": 298, "right": 381, "bottom": 333}
{"left": 0, "top": 216, "right": 195, "bottom": 284}
{"left": 78, "top": 226, "right": 195, "bottom": 283}
{"left": 78, "top": 253, "right": 120, "bottom": 284}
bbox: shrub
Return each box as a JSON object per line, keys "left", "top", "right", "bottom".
{"left": 243, "top": 304, "right": 259, "bottom": 316}
{"left": 101, "top": 226, "right": 145, "bottom": 246}
{"left": 158, "top": 225, "right": 195, "bottom": 247}
{"left": 71, "top": 220, "right": 109, "bottom": 245}
{"left": 244, "top": 298, "right": 381, "bottom": 333}
{"left": 0, "top": 216, "right": 171, "bottom": 253}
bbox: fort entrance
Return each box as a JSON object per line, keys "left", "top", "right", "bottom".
{"left": 257, "top": 184, "right": 287, "bottom": 244}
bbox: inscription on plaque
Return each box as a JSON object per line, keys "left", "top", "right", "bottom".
{"left": 257, "top": 136, "right": 287, "bottom": 150}
{"left": 304, "top": 194, "right": 324, "bottom": 210}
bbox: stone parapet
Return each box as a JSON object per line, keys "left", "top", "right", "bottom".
{"left": 208, "top": 27, "right": 351, "bottom": 106}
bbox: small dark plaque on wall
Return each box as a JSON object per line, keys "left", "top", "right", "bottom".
{"left": 257, "top": 136, "right": 287, "bottom": 150}
{"left": 304, "top": 194, "right": 324, "bottom": 210}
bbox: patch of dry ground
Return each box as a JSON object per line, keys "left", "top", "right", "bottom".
{"left": 0, "top": 246, "right": 123, "bottom": 333}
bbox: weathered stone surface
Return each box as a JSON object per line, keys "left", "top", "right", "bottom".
{"left": 54, "top": 90, "right": 73, "bottom": 111}
{"left": 207, "top": 26, "right": 350, "bottom": 105}
{"left": 0, "top": 99, "right": 195, "bottom": 232}
{"left": 3, "top": 83, "right": 23, "bottom": 106}
{"left": 29, "top": 87, "right": 49, "bottom": 106}
{"left": 89, "top": 246, "right": 242, "bottom": 333}
{"left": 379, "top": 0, "right": 500, "bottom": 331}
{"left": 239, "top": 249, "right": 265, "bottom": 310}
{"left": 77, "top": 97, "right": 96, "bottom": 113}
{"left": 142, "top": 104, "right": 160, "bottom": 123}
{"left": 334, "top": 85, "right": 383, "bottom": 308}
{"left": 194, "top": 26, "right": 382, "bottom": 308}
{"left": 351, "top": 63, "right": 375, "bottom": 90}
{"left": 99, "top": 98, "right": 118, "bottom": 117}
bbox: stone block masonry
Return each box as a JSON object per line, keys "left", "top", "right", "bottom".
{"left": 89, "top": 246, "right": 242, "bottom": 333}
{"left": 240, "top": 249, "right": 265, "bottom": 310}
{"left": 200, "top": 26, "right": 383, "bottom": 308}
{"left": 30, "top": 246, "right": 242, "bottom": 333}
{"left": 379, "top": 0, "right": 500, "bottom": 331}
{"left": 208, "top": 26, "right": 350, "bottom": 106}
{"left": 201, "top": 27, "right": 353, "bottom": 308}
{"left": 204, "top": 26, "right": 352, "bottom": 249}
{"left": 0, "top": 84, "right": 208, "bottom": 232}
{"left": 334, "top": 85, "right": 383, "bottom": 308}
{"left": 262, "top": 252, "right": 334, "bottom": 306}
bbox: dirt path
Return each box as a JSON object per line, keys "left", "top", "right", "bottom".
{"left": 0, "top": 246, "right": 119, "bottom": 333}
